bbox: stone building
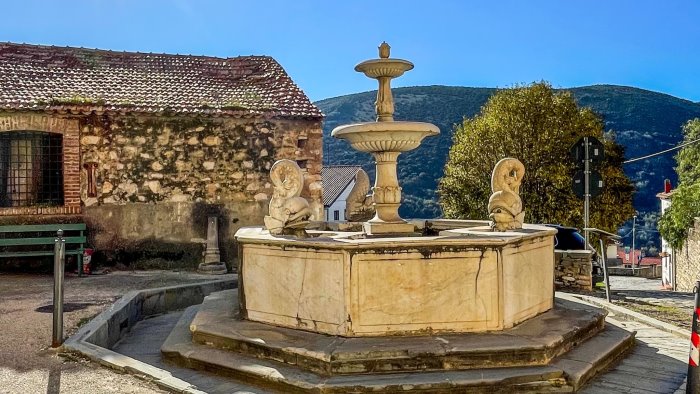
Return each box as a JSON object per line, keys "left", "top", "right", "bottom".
{"left": 669, "top": 218, "right": 700, "bottom": 292}
{"left": 0, "top": 42, "right": 323, "bottom": 267}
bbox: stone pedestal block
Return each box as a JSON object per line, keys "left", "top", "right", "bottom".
{"left": 235, "top": 223, "right": 556, "bottom": 336}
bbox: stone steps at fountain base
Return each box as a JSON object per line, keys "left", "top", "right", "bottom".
{"left": 162, "top": 302, "right": 635, "bottom": 393}
{"left": 187, "top": 290, "right": 609, "bottom": 376}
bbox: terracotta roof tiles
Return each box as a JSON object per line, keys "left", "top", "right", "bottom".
{"left": 0, "top": 42, "right": 322, "bottom": 119}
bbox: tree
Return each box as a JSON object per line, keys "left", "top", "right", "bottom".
{"left": 658, "top": 119, "right": 700, "bottom": 249}
{"left": 438, "top": 82, "right": 635, "bottom": 233}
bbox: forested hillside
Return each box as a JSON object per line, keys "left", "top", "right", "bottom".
{"left": 316, "top": 85, "right": 700, "bottom": 246}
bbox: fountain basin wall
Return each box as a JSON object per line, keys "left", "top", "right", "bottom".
{"left": 235, "top": 222, "right": 556, "bottom": 336}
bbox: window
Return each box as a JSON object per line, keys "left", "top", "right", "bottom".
{"left": 297, "top": 160, "right": 308, "bottom": 169}
{"left": 334, "top": 210, "right": 340, "bottom": 221}
{"left": 297, "top": 138, "right": 307, "bottom": 149}
{"left": 0, "top": 131, "right": 63, "bottom": 207}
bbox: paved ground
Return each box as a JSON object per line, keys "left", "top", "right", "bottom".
{"left": 580, "top": 305, "right": 688, "bottom": 393}
{"left": 0, "top": 270, "right": 236, "bottom": 394}
{"left": 596, "top": 276, "right": 695, "bottom": 330}
{"left": 1, "top": 271, "right": 692, "bottom": 393}
{"left": 114, "top": 311, "right": 261, "bottom": 393}
{"left": 115, "top": 292, "right": 691, "bottom": 394}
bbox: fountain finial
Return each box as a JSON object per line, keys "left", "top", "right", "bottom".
{"left": 354, "top": 42, "right": 413, "bottom": 122}
{"left": 378, "top": 42, "right": 390, "bottom": 59}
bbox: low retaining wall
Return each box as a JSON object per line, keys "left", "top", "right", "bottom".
{"left": 555, "top": 250, "right": 593, "bottom": 291}
{"left": 63, "top": 278, "right": 236, "bottom": 393}
{"left": 608, "top": 265, "right": 661, "bottom": 279}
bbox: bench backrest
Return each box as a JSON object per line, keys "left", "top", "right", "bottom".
{"left": 0, "top": 223, "right": 86, "bottom": 233}
{"left": 0, "top": 223, "right": 87, "bottom": 247}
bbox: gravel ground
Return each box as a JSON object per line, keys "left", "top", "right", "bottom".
{"left": 0, "top": 269, "right": 236, "bottom": 394}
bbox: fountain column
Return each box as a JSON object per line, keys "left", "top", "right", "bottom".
{"left": 370, "top": 151, "right": 402, "bottom": 223}
{"left": 332, "top": 42, "right": 439, "bottom": 235}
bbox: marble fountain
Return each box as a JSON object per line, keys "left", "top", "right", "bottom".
{"left": 161, "top": 43, "right": 635, "bottom": 393}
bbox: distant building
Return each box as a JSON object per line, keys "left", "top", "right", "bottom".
{"left": 657, "top": 179, "right": 676, "bottom": 289}
{"left": 0, "top": 42, "right": 323, "bottom": 266}
{"left": 322, "top": 165, "right": 367, "bottom": 221}
{"left": 614, "top": 247, "right": 661, "bottom": 267}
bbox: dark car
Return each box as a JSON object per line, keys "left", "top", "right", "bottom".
{"left": 544, "top": 224, "right": 604, "bottom": 285}
{"left": 544, "top": 224, "right": 589, "bottom": 250}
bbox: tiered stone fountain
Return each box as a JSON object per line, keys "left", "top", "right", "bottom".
{"left": 161, "top": 43, "right": 635, "bottom": 393}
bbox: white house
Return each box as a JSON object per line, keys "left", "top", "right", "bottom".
{"left": 657, "top": 179, "right": 675, "bottom": 289}
{"left": 322, "top": 165, "right": 364, "bottom": 222}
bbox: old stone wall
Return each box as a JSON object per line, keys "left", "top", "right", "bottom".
{"left": 554, "top": 250, "right": 593, "bottom": 291}
{"left": 79, "top": 114, "right": 322, "bottom": 268}
{"left": 0, "top": 111, "right": 322, "bottom": 269}
{"left": 607, "top": 265, "right": 662, "bottom": 279}
{"left": 675, "top": 218, "right": 700, "bottom": 292}
{"left": 78, "top": 114, "right": 322, "bottom": 207}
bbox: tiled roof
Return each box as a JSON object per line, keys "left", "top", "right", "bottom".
{"left": 322, "top": 165, "right": 362, "bottom": 206}
{"left": 615, "top": 247, "right": 662, "bottom": 266}
{"left": 0, "top": 42, "right": 322, "bottom": 119}
{"left": 656, "top": 190, "right": 675, "bottom": 200}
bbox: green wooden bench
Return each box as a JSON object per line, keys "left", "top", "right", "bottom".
{"left": 0, "top": 223, "right": 87, "bottom": 275}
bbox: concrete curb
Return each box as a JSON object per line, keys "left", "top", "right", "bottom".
{"left": 557, "top": 291, "right": 691, "bottom": 340}
{"left": 62, "top": 278, "right": 237, "bottom": 393}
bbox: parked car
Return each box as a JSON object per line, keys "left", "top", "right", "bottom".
{"left": 544, "top": 224, "right": 604, "bottom": 285}
{"left": 544, "top": 224, "right": 588, "bottom": 250}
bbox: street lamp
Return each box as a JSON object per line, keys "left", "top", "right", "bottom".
{"left": 632, "top": 214, "right": 638, "bottom": 267}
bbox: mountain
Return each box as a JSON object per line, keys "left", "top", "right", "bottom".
{"left": 316, "top": 85, "right": 700, "bottom": 246}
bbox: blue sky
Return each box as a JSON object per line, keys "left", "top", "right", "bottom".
{"left": 2, "top": 0, "right": 698, "bottom": 102}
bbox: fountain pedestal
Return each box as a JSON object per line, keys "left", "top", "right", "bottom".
{"left": 236, "top": 222, "right": 556, "bottom": 336}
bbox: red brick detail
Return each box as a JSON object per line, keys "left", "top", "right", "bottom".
{"left": 0, "top": 205, "right": 82, "bottom": 216}
{"left": 0, "top": 113, "right": 82, "bottom": 216}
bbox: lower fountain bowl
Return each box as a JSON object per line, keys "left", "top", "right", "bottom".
{"left": 234, "top": 220, "right": 557, "bottom": 336}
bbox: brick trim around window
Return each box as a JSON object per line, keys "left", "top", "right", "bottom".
{"left": 0, "top": 113, "right": 82, "bottom": 216}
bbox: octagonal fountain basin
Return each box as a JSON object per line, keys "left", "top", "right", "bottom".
{"left": 331, "top": 121, "right": 439, "bottom": 153}
{"left": 234, "top": 221, "right": 556, "bottom": 337}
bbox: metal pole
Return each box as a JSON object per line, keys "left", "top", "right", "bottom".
{"left": 584, "top": 137, "right": 590, "bottom": 249}
{"left": 599, "top": 238, "right": 611, "bottom": 303}
{"left": 52, "top": 229, "right": 66, "bottom": 348}
{"left": 632, "top": 215, "right": 637, "bottom": 267}
{"left": 687, "top": 280, "right": 700, "bottom": 393}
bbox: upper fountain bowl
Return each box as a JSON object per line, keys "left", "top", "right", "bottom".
{"left": 331, "top": 121, "right": 439, "bottom": 153}
{"left": 354, "top": 58, "right": 414, "bottom": 79}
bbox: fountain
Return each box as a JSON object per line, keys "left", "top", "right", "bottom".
{"left": 161, "top": 43, "right": 635, "bottom": 392}
{"left": 333, "top": 42, "right": 439, "bottom": 235}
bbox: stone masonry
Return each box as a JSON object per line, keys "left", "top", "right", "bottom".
{"left": 554, "top": 250, "right": 593, "bottom": 291}
{"left": 674, "top": 218, "right": 700, "bottom": 292}
{"left": 79, "top": 114, "right": 322, "bottom": 266}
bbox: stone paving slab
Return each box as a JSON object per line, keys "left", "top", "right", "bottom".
{"left": 114, "top": 306, "right": 262, "bottom": 394}
{"left": 575, "top": 300, "right": 689, "bottom": 393}
{"left": 0, "top": 270, "right": 236, "bottom": 394}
